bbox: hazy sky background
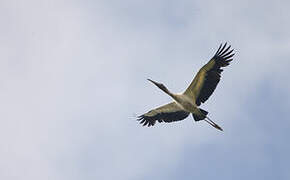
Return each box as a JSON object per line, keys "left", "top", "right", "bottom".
{"left": 1, "top": 0, "right": 290, "bottom": 179}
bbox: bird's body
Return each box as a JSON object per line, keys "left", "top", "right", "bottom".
{"left": 137, "top": 43, "right": 235, "bottom": 131}
{"left": 168, "top": 94, "right": 200, "bottom": 114}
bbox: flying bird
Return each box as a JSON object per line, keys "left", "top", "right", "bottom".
{"left": 137, "top": 43, "right": 235, "bottom": 131}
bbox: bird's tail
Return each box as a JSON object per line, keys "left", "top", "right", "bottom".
{"left": 192, "top": 108, "right": 208, "bottom": 121}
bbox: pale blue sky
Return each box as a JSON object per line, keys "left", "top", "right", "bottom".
{"left": 0, "top": 0, "right": 290, "bottom": 179}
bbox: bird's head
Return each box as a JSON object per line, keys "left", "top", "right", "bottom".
{"left": 147, "top": 79, "right": 169, "bottom": 93}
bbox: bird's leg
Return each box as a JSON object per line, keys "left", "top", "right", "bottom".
{"left": 204, "top": 117, "right": 223, "bottom": 131}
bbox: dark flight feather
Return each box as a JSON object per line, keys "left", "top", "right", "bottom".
{"left": 137, "top": 102, "right": 190, "bottom": 127}
{"left": 185, "top": 43, "right": 235, "bottom": 106}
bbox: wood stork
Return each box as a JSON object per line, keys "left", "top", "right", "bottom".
{"left": 137, "top": 43, "right": 235, "bottom": 131}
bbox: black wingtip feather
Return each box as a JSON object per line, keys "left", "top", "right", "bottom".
{"left": 221, "top": 48, "right": 233, "bottom": 58}
{"left": 218, "top": 43, "right": 227, "bottom": 55}
{"left": 220, "top": 45, "right": 231, "bottom": 56}
{"left": 215, "top": 44, "right": 223, "bottom": 55}
{"left": 213, "top": 43, "right": 235, "bottom": 64}
{"left": 223, "top": 53, "right": 235, "bottom": 60}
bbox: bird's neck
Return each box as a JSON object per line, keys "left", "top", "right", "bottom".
{"left": 162, "top": 89, "right": 176, "bottom": 99}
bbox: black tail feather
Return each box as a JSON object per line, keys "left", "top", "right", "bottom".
{"left": 200, "top": 109, "right": 208, "bottom": 116}
{"left": 192, "top": 108, "right": 208, "bottom": 121}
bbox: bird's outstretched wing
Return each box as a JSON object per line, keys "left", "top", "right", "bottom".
{"left": 137, "top": 102, "right": 190, "bottom": 127}
{"left": 184, "top": 43, "right": 235, "bottom": 106}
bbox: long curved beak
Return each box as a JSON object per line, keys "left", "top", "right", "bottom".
{"left": 147, "top": 78, "right": 171, "bottom": 96}
{"left": 147, "top": 79, "right": 159, "bottom": 86}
